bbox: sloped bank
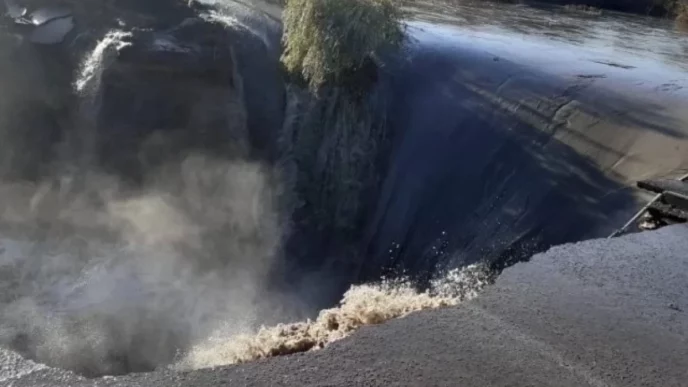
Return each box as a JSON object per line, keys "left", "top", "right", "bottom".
{"left": 272, "top": 0, "right": 688, "bottom": 291}
{"left": 358, "top": 2, "right": 688, "bottom": 280}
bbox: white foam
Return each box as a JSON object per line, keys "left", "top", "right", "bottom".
{"left": 0, "top": 347, "right": 48, "bottom": 382}
{"left": 74, "top": 30, "right": 132, "bottom": 93}
{"left": 176, "top": 263, "right": 493, "bottom": 370}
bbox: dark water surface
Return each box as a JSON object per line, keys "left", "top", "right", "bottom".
{"left": 358, "top": 0, "right": 688, "bottom": 279}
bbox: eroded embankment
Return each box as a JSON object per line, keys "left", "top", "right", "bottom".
{"left": 1, "top": 0, "right": 688, "bottom": 381}
{"left": 0, "top": 0, "right": 460, "bottom": 377}
{"left": 360, "top": 2, "right": 688, "bottom": 278}
{"left": 0, "top": 1, "right": 293, "bottom": 377}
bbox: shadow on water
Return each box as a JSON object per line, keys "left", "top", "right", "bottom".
{"left": 356, "top": 29, "right": 680, "bottom": 282}
{"left": 451, "top": 57, "right": 688, "bottom": 141}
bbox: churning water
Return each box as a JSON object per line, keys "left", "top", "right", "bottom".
{"left": 1, "top": 0, "right": 687, "bottom": 381}
{"left": 0, "top": 3, "right": 494, "bottom": 377}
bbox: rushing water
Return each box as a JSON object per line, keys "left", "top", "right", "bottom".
{"left": 0, "top": 0, "right": 687, "bottom": 381}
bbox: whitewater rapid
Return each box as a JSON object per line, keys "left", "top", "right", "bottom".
{"left": 175, "top": 263, "right": 493, "bottom": 370}
{"left": 0, "top": 236, "right": 492, "bottom": 377}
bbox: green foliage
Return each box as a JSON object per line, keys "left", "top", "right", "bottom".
{"left": 281, "top": 0, "right": 404, "bottom": 90}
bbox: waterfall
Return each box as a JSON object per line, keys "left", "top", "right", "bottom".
{"left": 74, "top": 30, "right": 132, "bottom": 95}
{"left": 64, "top": 30, "right": 133, "bottom": 178}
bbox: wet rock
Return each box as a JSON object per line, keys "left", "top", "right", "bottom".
{"left": 0, "top": 26, "right": 73, "bottom": 180}
{"left": 114, "top": 22, "right": 235, "bottom": 86}
{"left": 80, "top": 16, "right": 251, "bottom": 181}
{"left": 27, "top": 4, "right": 71, "bottom": 25}
{"left": 0, "top": 0, "right": 285, "bottom": 185}
{"left": 2, "top": 2, "right": 74, "bottom": 44}
{"left": 28, "top": 16, "right": 73, "bottom": 44}
{"left": 3, "top": 0, "right": 27, "bottom": 18}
